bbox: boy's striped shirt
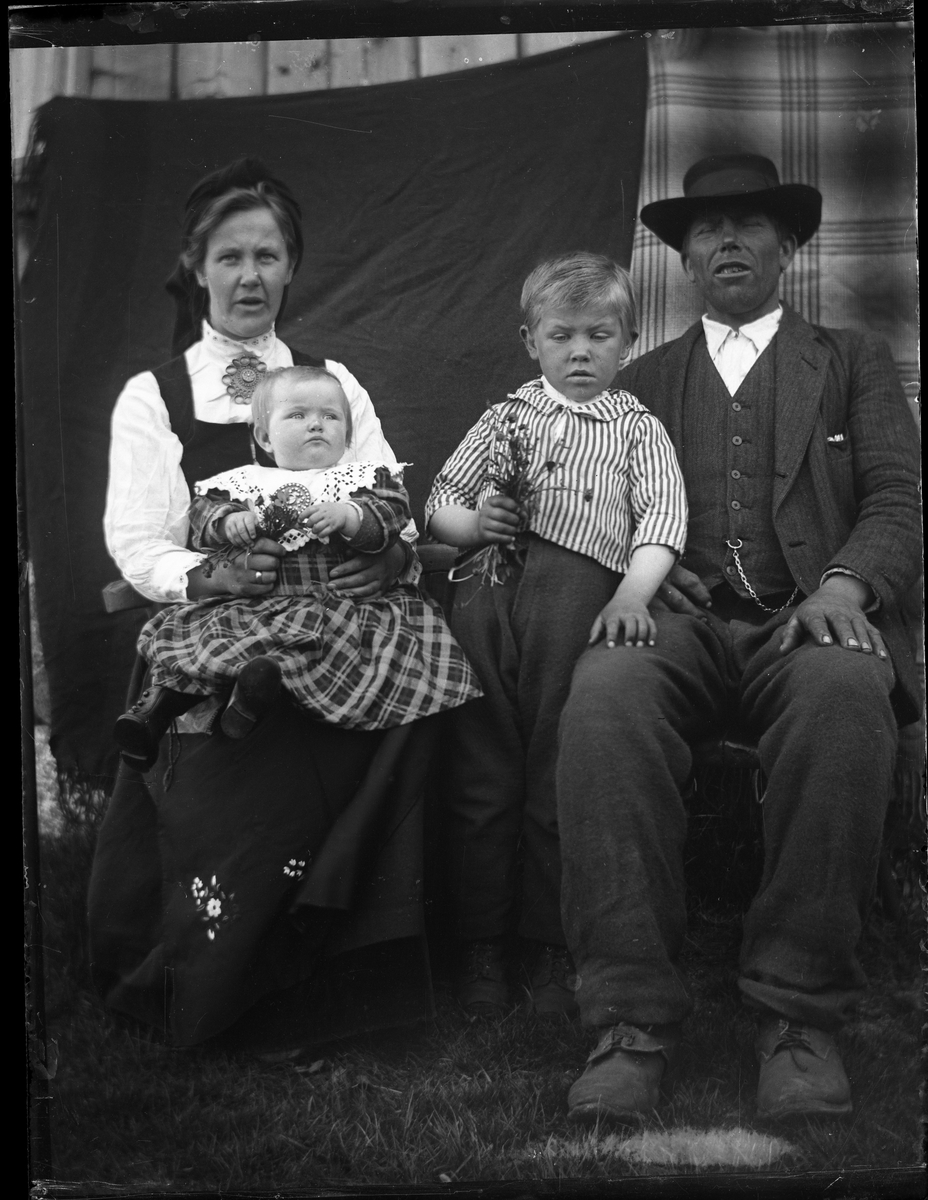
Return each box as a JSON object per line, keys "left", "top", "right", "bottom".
{"left": 426, "top": 379, "right": 687, "bottom": 574}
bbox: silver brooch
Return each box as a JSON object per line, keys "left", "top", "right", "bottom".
{"left": 223, "top": 354, "right": 267, "bottom": 405}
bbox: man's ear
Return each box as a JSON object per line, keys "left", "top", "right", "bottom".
{"left": 520, "top": 324, "right": 539, "bottom": 360}
{"left": 680, "top": 251, "right": 695, "bottom": 284}
{"left": 779, "top": 234, "right": 798, "bottom": 274}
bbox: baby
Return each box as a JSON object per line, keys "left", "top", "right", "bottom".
{"left": 425, "top": 252, "right": 688, "bottom": 1018}
{"left": 115, "top": 365, "right": 480, "bottom": 766}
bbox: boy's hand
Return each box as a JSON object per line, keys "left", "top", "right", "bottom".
{"left": 476, "top": 495, "right": 523, "bottom": 545}
{"left": 589, "top": 597, "right": 657, "bottom": 649}
{"left": 220, "top": 510, "right": 258, "bottom": 547}
{"left": 300, "top": 502, "right": 359, "bottom": 540}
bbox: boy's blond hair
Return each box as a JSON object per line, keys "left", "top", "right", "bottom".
{"left": 520, "top": 252, "right": 639, "bottom": 354}
{"left": 251, "top": 365, "right": 353, "bottom": 448}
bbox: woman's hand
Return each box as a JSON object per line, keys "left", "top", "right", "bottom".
{"left": 476, "top": 495, "right": 523, "bottom": 545}
{"left": 328, "top": 542, "right": 406, "bottom": 600}
{"left": 220, "top": 510, "right": 259, "bottom": 547}
{"left": 186, "top": 536, "right": 284, "bottom": 599}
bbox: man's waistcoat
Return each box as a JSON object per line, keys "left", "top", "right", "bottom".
{"left": 681, "top": 337, "right": 795, "bottom": 599}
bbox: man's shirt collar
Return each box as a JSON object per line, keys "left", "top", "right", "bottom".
{"left": 702, "top": 305, "right": 783, "bottom": 359}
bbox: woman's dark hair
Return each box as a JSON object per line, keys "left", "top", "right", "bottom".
{"left": 165, "top": 158, "right": 304, "bottom": 355}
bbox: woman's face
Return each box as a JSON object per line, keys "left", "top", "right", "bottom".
{"left": 196, "top": 206, "right": 294, "bottom": 341}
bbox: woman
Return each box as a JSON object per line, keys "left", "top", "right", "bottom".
{"left": 87, "top": 159, "right": 435, "bottom": 1053}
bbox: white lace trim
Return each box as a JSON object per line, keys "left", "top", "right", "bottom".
{"left": 195, "top": 461, "right": 407, "bottom": 550}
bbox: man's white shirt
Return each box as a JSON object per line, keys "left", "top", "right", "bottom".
{"left": 702, "top": 306, "right": 783, "bottom": 396}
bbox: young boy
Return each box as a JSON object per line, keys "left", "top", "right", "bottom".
{"left": 426, "top": 252, "right": 688, "bottom": 1018}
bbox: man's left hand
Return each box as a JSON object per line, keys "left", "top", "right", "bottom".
{"left": 779, "top": 574, "right": 887, "bottom": 658}
{"left": 328, "top": 542, "right": 406, "bottom": 600}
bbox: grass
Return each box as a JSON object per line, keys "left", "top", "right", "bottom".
{"left": 32, "top": 800, "right": 924, "bottom": 1195}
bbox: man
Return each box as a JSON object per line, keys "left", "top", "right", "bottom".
{"left": 557, "top": 154, "right": 921, "bottom": 1123}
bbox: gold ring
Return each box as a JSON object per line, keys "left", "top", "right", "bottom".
{"left": 255, "top": 570, "right": 263, "bottom": 583}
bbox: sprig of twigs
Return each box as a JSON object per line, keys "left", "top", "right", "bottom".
{"left": 465, "top": 411, "right": 572, "bottom": 587}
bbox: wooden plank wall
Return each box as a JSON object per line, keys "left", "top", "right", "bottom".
{"left": 11, "top": 32, "right": 616, "bottom": 159}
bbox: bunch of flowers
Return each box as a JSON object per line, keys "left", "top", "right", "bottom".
{"left": 254, "top": 482, "right": 315, "bottom": 543}
{"left": 199, "top": 484, "right": 313, "bottom": 578}
{"left": 465, "top": 409, "right": 569, "bottom": 588}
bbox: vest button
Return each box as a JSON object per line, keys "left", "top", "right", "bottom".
{"left": 731, "top": 470, "right": 741, "bottom": 479}
{"left": 731, "top": 500, "right": 741, "bottom": 509}
{"left": 732, "top": 436, "right": 743, "bottom": 445}
{"left": 732, "top": 402, "right": 742, "bottom": 411}
{"left": 726, "top": 566, "right": 736, "bottom": 575}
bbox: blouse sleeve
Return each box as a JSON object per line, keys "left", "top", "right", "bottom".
{"left": 324, "top": 359, "right": 399, "bottom": 468}
{"left": 103, "top": 369, "right": 206, "bottom": 602}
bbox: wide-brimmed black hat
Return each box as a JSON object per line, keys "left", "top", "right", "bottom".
{"left": 639, "top": 154, "right": 822, "bottom": 252}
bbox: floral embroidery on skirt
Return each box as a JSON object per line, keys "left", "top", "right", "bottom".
{"left": 190, "top": 875, "right": 237, "bottom": 941}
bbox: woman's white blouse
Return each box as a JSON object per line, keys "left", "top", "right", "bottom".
{"left": 105, "top": 323, "right": 411, "bottom": 602}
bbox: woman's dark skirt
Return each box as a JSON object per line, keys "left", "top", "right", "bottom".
{"left": 87, "top": 699, "right": 437, "bottom": 1052}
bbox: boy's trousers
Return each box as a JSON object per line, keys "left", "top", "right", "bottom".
{"left": 446, "top": 534, "right": 621, "bottom": 945}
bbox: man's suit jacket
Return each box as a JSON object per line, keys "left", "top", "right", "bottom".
{"left": 616, "top": 305, "right": 922, "bottom": 724}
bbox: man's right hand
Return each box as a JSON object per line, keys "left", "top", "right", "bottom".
{"left": 650, "top": 563, "right": 712, "bottom": 619}
{"left": 186, "top": 536, "right": 284, "bottom": 599}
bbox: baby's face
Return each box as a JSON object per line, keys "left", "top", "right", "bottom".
{"left": 521, "top": 303, "right": 629, "bottom": 403}
{"left": 263, "top": 379, "right": 349, "bottom": 470}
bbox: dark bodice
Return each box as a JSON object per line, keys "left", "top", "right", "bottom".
{"left": 152, "top": 348, "right": 324, "bottom": 494}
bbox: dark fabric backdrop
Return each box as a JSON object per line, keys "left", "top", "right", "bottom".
{"left": 20, "top": 34, "right": 649, "bottom": 778}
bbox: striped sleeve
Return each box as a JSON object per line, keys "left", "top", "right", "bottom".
{"left": 626, "top": 413, "right": 689, "bottom": 556}
{"left": 424, "top": 409, "right": 498, "bottom": 523}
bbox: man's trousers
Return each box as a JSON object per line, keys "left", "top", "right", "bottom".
{"left": 557, "top": 600, "right": 897, "bottom": 1032}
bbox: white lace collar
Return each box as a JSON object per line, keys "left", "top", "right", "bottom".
{"left": 199, "top": 319, "right": 278, "bottom": 362}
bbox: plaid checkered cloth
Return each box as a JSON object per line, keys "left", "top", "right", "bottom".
{"left": 138, "top": 534, "right": 482, "bottom": 732}
{"left": 630, "top": 22, "right": 917, "bottom": 402}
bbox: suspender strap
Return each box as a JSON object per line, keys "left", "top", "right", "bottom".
{"left": 152, "top": 355, "right": 196, "bottom": 446}
{"left": 291, "top": 348, "right": 326, "bottom": 369}
{"left": 152, "top": 347, "right": 327, "bottom": 447}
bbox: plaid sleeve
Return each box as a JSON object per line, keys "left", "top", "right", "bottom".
{"left": 188, "top": 490, "right": 248, "bottom": 550}
{"left": 344, "top": 468, "right": 412, "bottom": 553}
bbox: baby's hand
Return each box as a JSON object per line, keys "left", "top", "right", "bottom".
{"left": 220, "top": 510, "right": 258, "bottom": 547}
{"left": 589, "top": 597, "right": 657, "bottom": 649}
{"left": 300, "top": 502, "right": 360, "bottom": 540}
{"left": 476, "top": 495, "right": 523, "bottom": 545}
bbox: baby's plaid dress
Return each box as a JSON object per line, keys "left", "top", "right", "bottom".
{"left": 138, "top": 462, "right": 481, "bottom": 730}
